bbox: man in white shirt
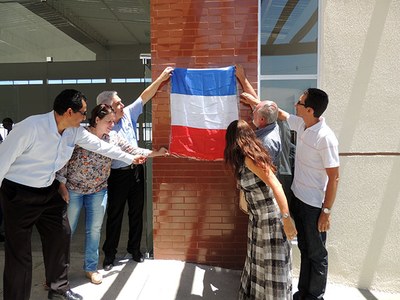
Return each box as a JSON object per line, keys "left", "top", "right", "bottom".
{"left": 0, "top": 117, "right": 13, "bottom": 143}
{"left": 0, "top": 89, "right": 144, "bottom": 300}
{"left": 0, "top": 118, "right": 13, "bottom": 242}
{"left": 0, "top": 126, "right": 5, "bottom": 143}
{"left": 278, "top": 88, "right": 340, "bottom": 300}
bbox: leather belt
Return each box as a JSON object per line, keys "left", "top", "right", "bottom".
{"left": 116, "top": 164, "right": 137, "bottom": 171}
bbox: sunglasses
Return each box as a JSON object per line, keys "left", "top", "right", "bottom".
{"left": 296, "top": 100, "right": 306, "bottom": 107}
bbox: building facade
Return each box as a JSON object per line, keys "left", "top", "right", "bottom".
{"left": 151, "top": 0, "right": 400, "bottom": 293}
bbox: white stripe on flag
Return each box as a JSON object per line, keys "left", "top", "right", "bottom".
{"left": 171, "top": 93, "right": 239, "bottom": 129}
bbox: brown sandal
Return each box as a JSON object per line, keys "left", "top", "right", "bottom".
{"left": 85, "top": 271, "right": 103, "bottom": 284}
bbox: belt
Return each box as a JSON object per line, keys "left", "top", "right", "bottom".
{"left": 115, "top": 164, "right": 137, "bottom": 171}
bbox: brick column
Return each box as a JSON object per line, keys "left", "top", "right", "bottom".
{"left": 151, "top": 0, "right": 258, "bottom": 269}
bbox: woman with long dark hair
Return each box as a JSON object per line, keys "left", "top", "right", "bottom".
{"left": 224, "top": 119, "right": 297, "bottom": 300}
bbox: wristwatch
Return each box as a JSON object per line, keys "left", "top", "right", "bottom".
{"left": 322, "top": 207, "right": 331, "bottom": 214}
{"left": 282, "top": 213, "right": 290, "bottom": 219}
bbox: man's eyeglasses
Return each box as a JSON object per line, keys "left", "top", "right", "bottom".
{"left": 75, "top": 110, "right": 87, "bottom": 116}
{"left": 296, "top": 100, "right": 306, "bottom": 107}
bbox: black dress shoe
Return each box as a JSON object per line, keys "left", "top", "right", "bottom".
{"left": 293, "top": 291, "right": 305, "bottom": 300}
{"left": 103, "top": 257, "right": 114, "bottom": 271}
{"left": 131, "top": 250, "right": 144, "bottom": 263}
{"left": 48, "top": 289, "right": 83, "bottom": 300}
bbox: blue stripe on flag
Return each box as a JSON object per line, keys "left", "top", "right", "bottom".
{"left": 171, "top": 66, "right": 236, "bottom": 96}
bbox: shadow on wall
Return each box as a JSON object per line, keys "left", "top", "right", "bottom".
{"left": 358, "top": 148, "right": 400, "bottom": 288}
{"left": 340, "top": 0, "right": 398, "bottom": 289}
{"left": 338, "top": 0, "right": 391, "bottom": 150}
{"left": 358, "top": 289, "right": 379, "bottom": 300}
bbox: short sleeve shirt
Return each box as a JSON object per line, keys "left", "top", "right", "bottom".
{"left": 110, "top": 97, "right": 143, "bottom": 169}
{"left": 287, "top": 115, "right": 339, "bottom": 207}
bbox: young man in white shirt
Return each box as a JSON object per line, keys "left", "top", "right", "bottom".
{"left": 278, "top": 88, "right": 340, "bottom": 300}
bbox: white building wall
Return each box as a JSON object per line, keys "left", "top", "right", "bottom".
{"left": 319, "top": 0, "right": 400, "bottom": 292}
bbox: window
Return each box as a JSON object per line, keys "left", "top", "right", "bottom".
{"left": 259, "top": 0, "right": 319, "bottom": 113}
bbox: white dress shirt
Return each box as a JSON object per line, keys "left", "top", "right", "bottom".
{"left": 0, "top": 111, "right": 135, "bottom": 188}
{"left": 287, "top": 114, "right": 340, "bottom": 208}
{"left": 0, "top": 127, "right": 7, "bottom": 142}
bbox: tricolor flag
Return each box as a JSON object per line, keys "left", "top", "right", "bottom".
{"left": 169, "top": 66, "right": 239, "bottom": 160}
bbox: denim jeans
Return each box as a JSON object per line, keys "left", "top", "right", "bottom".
{"left": 68, "top": 189, "right": 107, "bottom": 272}
{"left": 290, "top": 196, "right": 328, "bottom": 300}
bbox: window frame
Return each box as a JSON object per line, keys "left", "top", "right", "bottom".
{"left": 257, "top": 0, "right": 323, "bottom": 96}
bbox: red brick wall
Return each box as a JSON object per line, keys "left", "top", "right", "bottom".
{"left": 151, "top": 0, "right": 258, "bottom": 269}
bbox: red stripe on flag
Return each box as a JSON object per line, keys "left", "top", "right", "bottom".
{"left": 170, "top": 125, "right": 226, "bottom": 160}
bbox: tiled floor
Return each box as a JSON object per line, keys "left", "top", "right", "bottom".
{"left": 0, "top": 212, "right": 399, "bottom": 299}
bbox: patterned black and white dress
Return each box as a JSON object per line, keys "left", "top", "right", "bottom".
{"left": 238, "top": 166, "right": 292, "bottom": 300}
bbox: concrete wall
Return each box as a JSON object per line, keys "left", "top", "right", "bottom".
{"left": 320, "top": 0, "right": 400, "bottom": 292}
{"left": 0, "top": 45, "right": 149, "bottom": 122}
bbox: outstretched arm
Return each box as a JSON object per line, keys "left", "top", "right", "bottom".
{"left": 127, "top": 145, "right": 169, "bottom": 158}
{"left": 240, "top": 92, "right": 260, "bottom": 110}
{"left": 147, "top": 146, "right": 169, "bottom": 158}
{"left": 235, "top": 64, "right": 262, "bottom": 110}
{"left": 244, "top": 157, "right": 297, "bottom": 240}
{"left": 278, "top": 108, "right": 290, "bottom": 121}
{"left": 141, "top": 67, "right": 174, "bottom": 105}
{"left": 113, "top": 133, "right": 169, "bottom": 158}
{"left": 235, "top": 64, "right": 258, "bottom": 99}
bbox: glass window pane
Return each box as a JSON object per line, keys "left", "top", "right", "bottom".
{"left": 62, "top": 79, "right": 76, "bottom": 84}
{"left": 260, "top": 0, "right": 318, "bottom": 75}
{"left": 77, "top": 79, "right": 91, "bottom": 84}
{"left": 92, "top": 79, "right": 106, "bottom": 84}
{"left": 28, "top": 80, "right": 43, "bottom": 85}
{"left": 111, "top": 78, "right": 126, "bottom": 83}
{"left": 14, "top": 80, "right": 29, "bottom": 85}
{"left": 259, "top": 79, "right": 317, "bottom": 114}
{"left": 126, "top": 78, "right": 142, "bottom": 83}
{"left": 48, "top": 79, "right": 62, "bottom": 85}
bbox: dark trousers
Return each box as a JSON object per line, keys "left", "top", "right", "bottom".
{"left": 0, "top": 198, "right": 3, "bottom": 231}
{"left": 290, "top": 196, "right": 328, "bottom": 300}
{"left": 0, "top": 179, "right": 71, "bottom": 300}
{"left": 102, "top": 165, "right": 144, "bottom": 258}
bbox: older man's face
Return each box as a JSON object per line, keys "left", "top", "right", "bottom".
{"left": 111, "top": 95, "right": 125, "bottom": 121}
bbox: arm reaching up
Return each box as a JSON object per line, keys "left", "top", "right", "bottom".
{"left": 141, "top": 67, "right": 174, "bottom": 105}
{"left": 244, "top": 157, "right": 297, "bottom": 240}
{"left": 278, "top": 108, "right": 290, "bottom": 121}
{"left": 235, "top": 64, "right": 258, "bottom": 99}
{"left": 240, "top": 92, "right": 260, "bottom": 108}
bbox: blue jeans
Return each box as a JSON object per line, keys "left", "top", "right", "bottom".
{"left": 290, "top": 196, "right": 328, "bottom": 300}
{"left": 68, "top": 189, "right": 107, "bottom": 272}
